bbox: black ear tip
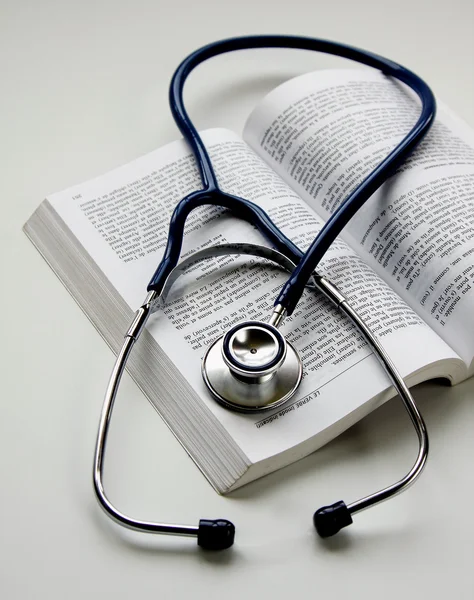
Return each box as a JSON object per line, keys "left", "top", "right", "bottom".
{"left": 198, "top": 519, "right": 235, "bottom": 550}
{"left": 313, "top": 501, "right": 353, "bottom": 538}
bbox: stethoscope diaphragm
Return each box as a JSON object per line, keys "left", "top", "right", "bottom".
{"left": 202, "top": 321, "right": 302, "bottom": 412}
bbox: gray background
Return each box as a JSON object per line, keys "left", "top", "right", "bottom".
{"left": 1, "top": 1, "right": 473, "bottom": 598}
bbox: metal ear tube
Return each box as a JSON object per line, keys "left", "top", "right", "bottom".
{"left": 93, "top": 245, "right": 428, "bottom": 547}
{"left": 93, "top": 245, "right": 305, "bottom": 549}
{"left": 312, "top": 276, "right": 429, "bottom": 537}
{"left": 93, "top": 34, "right": 437, "bottom": 548}
{"left": 93, "top": 289, "right": 235, "bottom": 550}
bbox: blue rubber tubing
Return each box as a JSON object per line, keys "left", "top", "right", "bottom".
{"left": 148, "top": 35, "right": 436, "bottom": 315}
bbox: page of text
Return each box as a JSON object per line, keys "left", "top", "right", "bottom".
{"left": 244, "top": 69, "right": 474, "bottom": 368}
{"left": 48, "top": 128, "right": 462, "bottom": 460}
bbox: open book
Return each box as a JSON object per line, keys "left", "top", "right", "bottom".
{"left": 24, "top": 69, "right": 474, "bottom": 494}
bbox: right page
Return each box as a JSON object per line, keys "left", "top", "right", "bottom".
{"left": 244, "top": 69, "right": 474, "bottom": 372}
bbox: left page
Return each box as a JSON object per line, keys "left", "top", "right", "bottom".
{"left": 46, "top": 128, "right": 462, "bottom": 464}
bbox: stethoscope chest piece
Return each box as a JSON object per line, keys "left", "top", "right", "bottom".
{"left": 202, "top": 321, "right": 302, "bottom": 412}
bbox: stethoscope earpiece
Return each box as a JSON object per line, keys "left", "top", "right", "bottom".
{"left": 197, "top": 519, "right": 236, "bottom": 550}
{"left": 313, "top": 501, "right": 353, "bottom": 538}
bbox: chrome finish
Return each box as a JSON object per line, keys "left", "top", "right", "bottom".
{"left": 94, "top": 239, "right": 429, "bottom": 538}
{"left": 93, "top": 245, "right": 312, "bottom": 536}
{"left": 268, "top": 304, "right": 287, "bottom": 328}
{"left": 314, "top": 275, "right": 346, "bottom": 306}
{"left": 126, "top": 291, "right": 159, "bottom": 338}
{"left": 223, "top": 323, "right": 286, "bottom": 382}
{"left": 93, "top": 293, "right": 199, "bottom": 538}
{"left": 314, "top": 276, "right": 429, "bottom": 517}
{"left": 143, "top": 289, "right": 163, "bottom": 315}
{"left": 202, "top": 334, "right": 302, "bottom": 412}
{"left": 158, "top": 243, "right": 307, "bottom": 309}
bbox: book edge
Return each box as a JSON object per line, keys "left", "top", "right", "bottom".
{"left": 23, "top": 200, "right": 252, "bottom": 494}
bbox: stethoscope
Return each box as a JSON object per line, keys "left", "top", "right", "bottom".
{"left": 93, "top": 35, "right": 436, "bottom": 550}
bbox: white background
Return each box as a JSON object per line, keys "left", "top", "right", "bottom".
{"left": 1, "top": 1, "right": 473, "bottom": 598}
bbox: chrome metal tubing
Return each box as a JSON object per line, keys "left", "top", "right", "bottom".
{"left": 268, "top": 304, "right": 287, "bottom": 328}
{"left": 93, "top": 246, "right": 308, "bottom": 538}
{"left": 93, "top": 295, "right": 198, "bottom": 538}
{"left": 316, "top": 276, "right": 429, "bottom": 517}
{"left": 158, "top": 243, "right": 304, "bottom": 309}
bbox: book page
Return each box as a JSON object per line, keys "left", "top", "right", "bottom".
{"left": 47, "top": 128, "right": 463, "bottom": 461}
{"left": 244, "top": 69, "right": 474, "bottom": 369}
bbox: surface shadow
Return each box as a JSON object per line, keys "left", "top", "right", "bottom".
{"left": 227, "top": 377, "right": 470, "bottom": 505}
{"left": 314, "top": 519, "right": 421, "bottom": 554}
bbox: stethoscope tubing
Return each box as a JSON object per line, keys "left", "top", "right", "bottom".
{"left": 148, "top": 35, "right": 436, "bottom": 317}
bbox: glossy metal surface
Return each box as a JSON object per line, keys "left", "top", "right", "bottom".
{"left": 93, "top": 245, "right": 305, "bottom": 535}
{"left": 155, "top": 243, "right": 304, "bottom": 313}
{"left": 202, "top": 334, "right": 302, "bottom": 412}
{"left": 93, "top": 291, "right": 199, "bottom": 538}
{"left": 94, "top": 245, "right": 429, "bottom": 539}
{"left": 227, "top": 325, "right": 281, "bottom": 371}
{"left": 223, "top": 323, "right": 286, "bottom": 381}
{"left": 314, "top": 276, "right": 429, "bottom": 517}
{"left": 268, "top": 304, "right": 287, "bottom": 328}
